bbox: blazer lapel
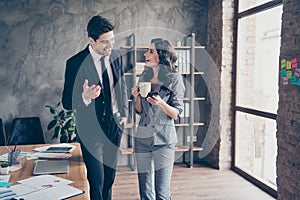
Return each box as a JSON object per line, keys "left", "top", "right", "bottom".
{"left": 109, "top": 53, "right": 120, "bottom": 86}
{"left": 82, "top": 53, "right": 102, "bottom": 87}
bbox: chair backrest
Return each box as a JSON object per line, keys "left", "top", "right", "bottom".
{"left": 7, "top": 117, "right": 45, "bottom": 145}
{"left": 0, "top": 118, "right": 6, "bottom": 146}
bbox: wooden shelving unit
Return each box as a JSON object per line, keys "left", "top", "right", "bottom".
{"left": 120, "top": 33, "right": 206, "bottom": 168}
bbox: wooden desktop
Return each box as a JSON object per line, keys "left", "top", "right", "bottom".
{"left": 0, "top": 142, "right": 89, "bottom": 199}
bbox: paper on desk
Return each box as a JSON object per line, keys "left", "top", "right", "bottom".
{"left": 17, "top": 184, "right": 83, "bottom": 200}
{"left": 10, "top": 176, "right": 83, "bottom": 200}
{"left": 9, "top": 164, "right": 22, "bottom": 172}
{"left": 0, "top": 175, "right": 10, "bottom": 182}
{"left": 29, "top": 152, "right": 72, "bottom": 159}
{"left": 9, "top": 183, "right": 83, "bottom": 200}
{"left": 17, "top": 174, "right": 73, "bottom": 188}
{"left": 0, "top": 152, "right": 30, "bottom": 162}
{"left": 0, "top": 175, "right": 10, "bottom": 188}
{"left": 0, "top": 181, "right": 12, "bottom": 187}
{"left": 33, "top": 143, "right": 76, "bottom": 153}
{"left": 7, "top": 184, "right": 38, "bottom": 196}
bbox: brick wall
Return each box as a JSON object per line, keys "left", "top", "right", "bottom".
{"left": 202, "top": 0, "right": 222, "bottom": 168}
{"left": 202, "top": 0, "right": 233, "bottom": 169}
{"left": 277, "top": 0, "right": 300, "bottom": 199}
{"left": 219, "top": 0, "right": 234, "bottom": 170}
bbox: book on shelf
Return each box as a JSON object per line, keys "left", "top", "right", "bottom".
{"left": 175, "top": 102, "right": 190, "bottom": 124}
{"left": 182, "top": 102, "right": 190, "bottom": 124}
{"left": 175, "top": 49, "right": 190, "bottom": 73}
{"left": 135, "top": 62, "right": 144, "bottom": 75}
{"left": 185, "top": 49, "right": 190, "bottom": 73}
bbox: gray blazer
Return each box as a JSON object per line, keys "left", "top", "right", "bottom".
{"left": 135, "top": 73, "right": 185, "bottom": 145}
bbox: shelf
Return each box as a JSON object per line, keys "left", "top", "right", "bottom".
{"left": 183, "top": 97, "right": 206, "bottom": 101}
{"left": 193, "top": 122, "right": 205, "bottom": 126}
{"left": 179, "top": 71, "right": 204, "bottom": 75}
{"left": 175, "top": 46, "right": 205, "bottom": 49}
{"left": 126, "top": 122, "right": 204, "bottom": 128}
{"left": 120, "top": 45, "right": 205, "bottom": 49}
{"left": 175, "top": 122, "right": 204, "bottom": 127}
{"left": 124, "top": 72, "right": 142, "bottom": 76}
{"left": 125, "top": 123, "right": 134, "bottom": 129}
{"left": 120, "top": 148, "right": 134, "bottom": 155}
{"left": 120, "top": 146, "right": 203, "bottom": 155}
{"left": 175, "top": 145, "right": 203, "bottom": 152}
{"left": 126, "top": 71, "right": 204, "bottom": 76}
{"left": 128, "top": 97, "right": 205, "bottom": 102}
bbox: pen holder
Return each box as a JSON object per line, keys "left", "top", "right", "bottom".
{"left": 0, "top": 166, "right": 9, "bottom": 175}
{"left": 8, "top": 150, "right": 21, "bottom": 166}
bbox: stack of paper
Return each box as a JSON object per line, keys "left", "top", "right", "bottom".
{"left": 0, "top": 175, "right": 83, "bottom": 199}
{"left": 33, "top": 143, "right": 76, "bottom": 153}
{"left": 30, "top": 143, "right": 76, "bottom": 160}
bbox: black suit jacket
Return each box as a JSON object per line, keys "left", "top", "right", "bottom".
{"left": 62, "top": 45, "right": 128, "bottom": 144}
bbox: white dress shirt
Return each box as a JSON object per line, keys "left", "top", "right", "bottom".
{"left": 82, "top": 45, "right": 118, "bottom": 114}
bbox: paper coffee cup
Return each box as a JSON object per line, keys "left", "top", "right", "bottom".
{"left": 138, "top": 82, "right": 151, "bottom": 97}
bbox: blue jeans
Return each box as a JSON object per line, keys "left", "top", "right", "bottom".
{"left": 135, "top": 139, "right": 175, "bottom": 200}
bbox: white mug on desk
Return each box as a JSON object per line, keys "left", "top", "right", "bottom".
{"left": 138, "top": 82, "right": 151, "bottom": 97}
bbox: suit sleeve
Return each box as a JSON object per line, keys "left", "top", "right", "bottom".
{"left": 62, "top": 58, "right": 86, "bottom": 111}
{"left": 119, "top": 52, "right": 128, "bottom": 118}
{"left": 62, "top": 59, "right": 75, "bottom": 110}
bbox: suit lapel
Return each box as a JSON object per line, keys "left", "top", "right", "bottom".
{"left": 109, "top": 51, "right": 120, "bottom": 86}
{"left": 81, "top": 52, "right": 102, "bottom": 87}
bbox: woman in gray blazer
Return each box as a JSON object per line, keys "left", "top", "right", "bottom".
{"left": 132, "top": 38, "right": 185, "bottom": 200}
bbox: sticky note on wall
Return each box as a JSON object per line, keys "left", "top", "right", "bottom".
{"left": 281, "top": 59, "right": 286, "bottom": 68}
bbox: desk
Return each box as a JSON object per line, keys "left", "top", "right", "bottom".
{"left": 0, "top": 143, "right": 89, "bottom": 200}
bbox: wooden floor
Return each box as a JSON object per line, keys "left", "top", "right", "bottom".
{"left": 112, "top": 163, "right": 275, "bottom": 200}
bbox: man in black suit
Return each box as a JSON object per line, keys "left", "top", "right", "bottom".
{"left": 62, "top": 15, "right": 128, "bottom": 200}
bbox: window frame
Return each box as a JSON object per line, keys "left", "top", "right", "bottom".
{"left": 232, "top": 0, "right": 283, "bottom": 198}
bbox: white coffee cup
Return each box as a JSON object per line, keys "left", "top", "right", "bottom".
{"left": 138, "top": 82, "right": 151, "bottom": 97}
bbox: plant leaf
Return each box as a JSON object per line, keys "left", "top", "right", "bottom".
{"left": 45, "top": 105, "right": 57, "bottom": 114}
{"left": 58, "top": 110, "right": 65, "bottom": 120}
{"left": 60, "top": 134, "right": 68, "bottom": 143}
{"left": 52, "top": 126, "right": 61, "bottom": 139}
{"left": 66, "top": 110, "right": 75, "bottom": 115}
{"left": 64, "top": 119, "right": 74, "bottom": 128}
{"left": 56, "top": 101, "right": 61, "bottom": 107}
{"left": 67, "top": 127, "right": 76, "bottom": 132}
{"left": 47, "top": 119, "right": 57, "bottom": 130}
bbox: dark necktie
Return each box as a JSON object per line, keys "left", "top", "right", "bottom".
{"left": 100, "top": 56, "right": 112, "bottom": 114}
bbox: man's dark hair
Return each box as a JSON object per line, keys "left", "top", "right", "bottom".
{"left": 87, "top": 15, "right": 114, "bottom": 41}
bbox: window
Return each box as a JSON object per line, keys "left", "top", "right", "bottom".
{"left": 239, "top": 0, "right": 273, "bottom": 12}
{"left": 233, "top": 0, "right": 282, "bottom": 197}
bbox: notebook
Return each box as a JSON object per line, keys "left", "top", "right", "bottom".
{"left": 43, "top": 146, "right": 73, "bottom": 153}
{"left": 33, "top": 160, "right": 69, "bottom": 175}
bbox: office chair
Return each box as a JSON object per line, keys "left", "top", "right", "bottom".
{"left": 0, "top": 118, "right": 6, "bottom": 146}
{"left": 7, "top": 117, "right": 45, "bottom": 145}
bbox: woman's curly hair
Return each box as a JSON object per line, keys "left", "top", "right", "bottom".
{"left": 142, "top": 38, "right": 178, "bottom": 86}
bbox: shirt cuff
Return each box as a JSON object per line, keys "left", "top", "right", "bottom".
{"left": 82, "top": 93, "right": 91, "bottom": 106}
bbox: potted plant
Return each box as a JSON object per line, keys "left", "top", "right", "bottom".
{"left": 0, "top": 162, "right": 9, "bottom": 174}
{"left": 176, "top": 38, "right": 182, "bottom": 46}
{"left": 45, "top": 101, "right": 76, "bottom": 143}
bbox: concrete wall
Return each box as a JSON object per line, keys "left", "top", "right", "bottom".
{"left": 0, "top": 0, "right": 207, "bottom": 143}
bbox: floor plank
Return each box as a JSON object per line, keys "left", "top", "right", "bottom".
{"left": 113, "top": 164, "right": 275, "bottom": 200}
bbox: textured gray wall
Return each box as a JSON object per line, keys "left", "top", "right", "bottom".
{"left": 0, "top": 0, "right": 207, "bottom": 143}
